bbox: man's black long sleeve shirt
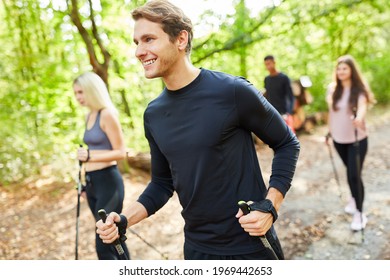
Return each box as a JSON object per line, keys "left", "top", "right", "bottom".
{"left": 138, "top": 69, "right": 300, "bottom": 255}
{"left": 264, "top": 72, "right": 294, "bottom": 115}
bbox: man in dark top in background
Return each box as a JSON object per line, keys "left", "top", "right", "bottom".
{"left": 264, "top": 55, "right": 295, "bottom": 132}
{"left": 96, "top": 0, "right": 300, "bottom": 260}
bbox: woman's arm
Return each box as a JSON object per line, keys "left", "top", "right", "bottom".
{"left": 353, "top": 94, "right": 368, "bottom": 129}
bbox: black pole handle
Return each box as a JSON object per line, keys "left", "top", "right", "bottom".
{"left": 79, "top": 144, "right": 83, "bottom": 167}
{"left": 98, "top": 209, "right": 129, "bottom": 260}
{"left": 238, "top": 200, "right": 251, "bottom": 215}
{"left": 237, "top": 201, "right": 280, "bottom": 260}
{"left": 98, "top": 209, "right": 108, "bottom": 223}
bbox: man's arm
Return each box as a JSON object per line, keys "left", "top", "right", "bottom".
{"left": 235, "top": 77, "right": 300, "bottom": 196}
{"left": 235, "top": 77, "right": 300, "bottom": 236}
{"left": 236, "top": 187, "right": 284, "bottom": 236}
{"left": 137, "top": 115, "right": 175, "bottom": 216}
{"left": 285, "top": 76, "right": 294, "bottom": 115}
{"left": 265, "top": 187, "right": 284, "bottom": 213}
{"left": 96, "top": 115, "right": 175, "bottom": 243}
{"left": 263, "top": 77, "right": 269, "bottom": 100}
{"left": 96, "top": 202, "right": 148, "bottom": 244}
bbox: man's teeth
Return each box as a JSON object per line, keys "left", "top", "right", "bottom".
{"left": 144, "top": 59, "right": 156, "bottom": 66}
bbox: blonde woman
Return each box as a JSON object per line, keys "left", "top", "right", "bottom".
{"left": 326, "top": 55, "right": 375, "bottom": 231}
{"left": 73, "top": 72, "right": 130, "bottom": 259}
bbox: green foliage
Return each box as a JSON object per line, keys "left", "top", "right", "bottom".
{"left": 192, "top": 0, "right": 390, "bottom": 113}
{"left": 1, "top": 0, "right": 389, "bottom": 185}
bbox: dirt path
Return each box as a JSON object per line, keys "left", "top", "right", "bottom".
{"left": 273, "top": 107, "right": 390, "bottom": 260}
{"left": 1, "top": 107, "right": 389, "bottom": 260}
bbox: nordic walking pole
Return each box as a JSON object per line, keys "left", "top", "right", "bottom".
{"left": 127, "top": 227, "right": 168, "bottom": 259}
{"left": 325, "top": 134, "right": 343, "bottom": 200}
{"left": 75, "top": 144, "right": 83, "bottom": 260}
{"left": 238, "top": 201, "right": 279, "bottom": 260}
{"left": 98, "top": 209, "right": 129, "bottom": 260}
{"left": 353, "top": 108, "right": 365, "bottom": 243}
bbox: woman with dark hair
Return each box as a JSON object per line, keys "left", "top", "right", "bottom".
{"left": 325, "top": 55, "right": 375, "bottom": 231}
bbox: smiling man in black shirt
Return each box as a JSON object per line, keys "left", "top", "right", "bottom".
{"left": 96, "top": 0, "right": 300, "bottom": 260}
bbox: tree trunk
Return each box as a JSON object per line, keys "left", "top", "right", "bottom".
{"left": 68, "top": 0, "right": 111, "bottom": 88}
{"left": 126, "top": 150, "right": 151, "bottom": 172}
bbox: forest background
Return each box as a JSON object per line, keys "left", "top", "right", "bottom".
{"left": 1, "top": 0, "right": 389, "bottom": 186}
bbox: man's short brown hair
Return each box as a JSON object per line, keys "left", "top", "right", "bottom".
{"left": 132, "top": 0, "right": 193, "bottom": 55}
{"left": 264, "top": 55, "right": 275, "bottom": 62}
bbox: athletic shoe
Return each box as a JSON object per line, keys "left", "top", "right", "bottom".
{"left": 350, "top": 211, "right": 367, "bottom": 231}
{"left": 344, "top": 197, "right": 357, "bottom": 215}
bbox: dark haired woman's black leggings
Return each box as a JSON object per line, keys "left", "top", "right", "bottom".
{"left": 333, "top": 138, "right": 368, "bottom": 212}
{"left": 85, "top": 165, "right": 130, "bottom": 260}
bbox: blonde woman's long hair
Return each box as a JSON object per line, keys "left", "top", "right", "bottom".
{"left": 73, "top": 72, "right": 118, "bottom": 115}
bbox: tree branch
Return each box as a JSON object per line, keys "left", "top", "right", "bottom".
{"left": 192, "top": 0, "right": 364, "bottom": 64}
{"left": 87, "top": 0, "right": 111, "bottom": 67}
{"left": 68, "top": 0, "right": 110, "bottom": 86}
{"left": 69, "top": 0, "right": 97, "bottom": 66}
